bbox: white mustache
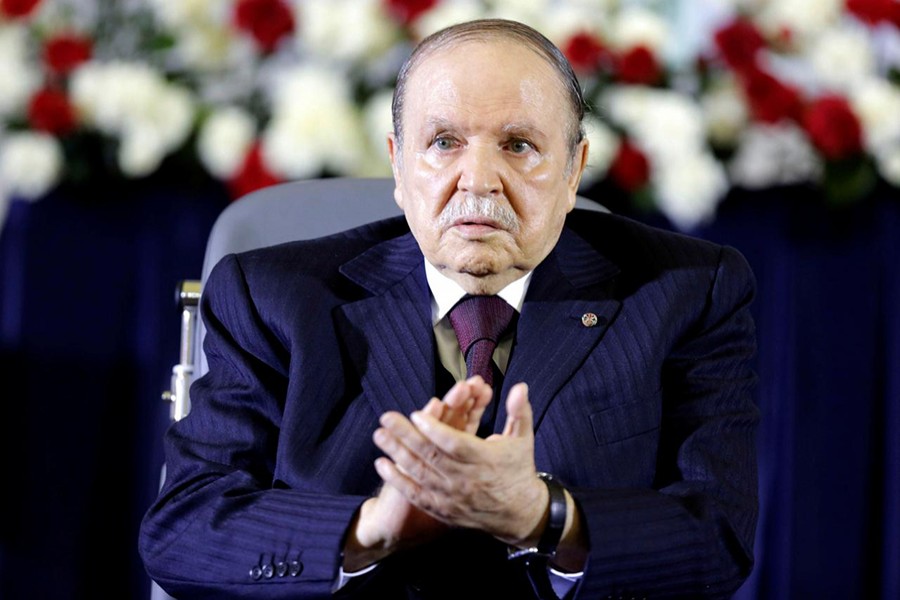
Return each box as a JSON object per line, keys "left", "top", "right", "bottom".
{"left": 437, "top": 195, "right": 520, "bottom": 233}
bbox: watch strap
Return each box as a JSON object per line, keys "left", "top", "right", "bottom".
{"left": 508, "top": 472, "right": 567, "bottom": 560}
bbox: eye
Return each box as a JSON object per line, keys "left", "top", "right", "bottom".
{"left": 507, "top": 139, "right": 533, "bottom": 154}
{"left": 432, "top": 136, "right": 458, "bottom": 151}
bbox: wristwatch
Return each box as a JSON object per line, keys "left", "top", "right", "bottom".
{"left": 508, "top": 472, "right": 567, "bottom": 560}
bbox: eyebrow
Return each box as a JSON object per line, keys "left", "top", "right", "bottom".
{"left": 500, "top": 123, "right": 544, "bottom": 140}
{"left": 419, "top": 118, "right": 545, "bottom": 140}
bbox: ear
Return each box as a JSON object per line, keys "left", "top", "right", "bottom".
{"left": 387, "top": 132, "right": 404, "bottom": 209}
{"left": 565, "top": 138, "right": 590, "bottom": 211}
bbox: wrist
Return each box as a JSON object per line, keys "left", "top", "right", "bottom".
{"left": 507, "top": 472, "right": 566, "bottom": 560}
{"left": 342, "top": 499, "right": 393, "bottom": 571}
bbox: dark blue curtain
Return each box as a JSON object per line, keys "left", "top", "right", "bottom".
{"left": 0, "top": 180, "right": 229, "bottom": 600}
{"left": 0, "top": 180, "right": 897, "bottom": 599}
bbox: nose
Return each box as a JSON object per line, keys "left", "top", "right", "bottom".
{"left": 457, "top": 143, "right": 503, "bottom": 196}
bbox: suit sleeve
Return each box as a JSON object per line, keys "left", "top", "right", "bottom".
{"left": 572, "top": 245, "right": 759, "bottom": 599}
{"left": 139, "top": 254, "right": 364, "bottom": 599}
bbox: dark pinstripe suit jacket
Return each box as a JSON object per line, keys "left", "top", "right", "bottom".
{"left": 140, "top": 209, "right": 759, "bottom": 599}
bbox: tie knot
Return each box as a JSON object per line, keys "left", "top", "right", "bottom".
{"left": 447, "top": 295, "right": 515, "bottom": 356}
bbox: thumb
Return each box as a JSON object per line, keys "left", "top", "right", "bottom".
{"left": 501, "top": 383, "right": 532, "bottom": 437}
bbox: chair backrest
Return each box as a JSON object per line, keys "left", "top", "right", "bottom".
{"left": 194, "top": 177, "right": 607, "bottom": 376}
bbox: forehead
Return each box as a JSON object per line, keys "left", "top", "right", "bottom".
{"left": 402, "top": 39, "right": 570, "bottom": 133}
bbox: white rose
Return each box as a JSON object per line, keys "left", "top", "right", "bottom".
{"left": 0, "top": 132, "right": 63, "bottom": 200}
{"left": 485, "top": 1, "right": 547, "bottom": 32}
{"left": 610, "top": 6, "right": 670, "bottom": 54}
{"left": 268, "top": 64, "right": 351, "bottom": 114}
{"left": 539, "top": 6, "right": 606, "bottom": 49}
{"left": 72, "top": 62, "right": 161, "bottom": 135}
{"left": 0, "top": 25, "right": 40, "bottom": 118}
{"left": 72, "top": 62, "right": 196, "bottom": 176}
{"left": 149, "top": 0, "right": 227, "bottom": 29}
{"left": 581, "top": 116, "right": 619, "bottom": 187}
{"left": 701, "top": 77, "right": 749, "bottom": 148}
{"left": 198, "top": 106, "right": 257, "bottom": 178}
{"left": 729, "top": 123, "right": 822, "bottom": 188}
{"left": 602, "top": 85, "right": 654, "bottom": 131}
{"left": 487, "top": 0, "right": 549, "bottom": 16}
{"left": 118, "top": 126, "right": 168, "bottom": 177}
{"left": 609, "top": 89, "right": 706, "bottom": 164}
{"left": 151, "top": 84, "right": 196, "bottom": 150}
{"left": 411, "top": 0, "right": 487, "bottom": 39}
{"left": 261, "top": 79, "right": 364, "bottom": 179}
{"left": 809, "top": 25, "right": 875, "bottom": 92}
{"left": 263, "top": 66, "right": 348, "bottom": 178}
{"left": 299, "top": 0, "right": 400, "bottom": 63}
{"left": 261, "top": 113, "right": 323, "bottom": 180}
{"left": 653, "top": 152, "right": 728, "bottom": 231}
{"left": 756, "top": 0, "right": 844, "bottom": 44}
{"left": 851, "top": 78, "right": 900, "bottom": 153}
{"left": 175, "top": 25, "right": 250, "bottom": 72}
{"left": 875, "top": 145, "right": 900, "bottom": 186}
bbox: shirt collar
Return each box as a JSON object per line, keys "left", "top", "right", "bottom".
{"left": 424, "top": 259, "right": 532, "bottom": 326}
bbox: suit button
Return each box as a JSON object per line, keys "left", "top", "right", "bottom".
{"left": 290, "top": 560, "right": 303, "bottom": 577}
{"left": 262, "top": 563, "right": 275, "bottom": 579}
{"left": 275, "top": 561, "right": 288, "bottom": 577}
{"left": 249, "top": 565, "right": 262, "bottom": 580}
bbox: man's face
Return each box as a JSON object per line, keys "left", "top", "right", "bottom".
{"left": 389, "top": 39, "right": 589, "bottom": 295}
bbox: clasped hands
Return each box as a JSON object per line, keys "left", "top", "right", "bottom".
{"left": 343, "top": 377, "right": 553, "bottom": 571}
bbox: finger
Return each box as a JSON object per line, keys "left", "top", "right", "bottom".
{"left": 441, "top": 382, "right": 475, "bottom": 430}
{"left": 410, "top": 411, "right": 480, "bottom": 463}
{"left": 421, "top": 397, "right": 444, "bottom": 419}
{"left": 442, "top": 380, "right": 473, "bottom": 410}
{"left": 373, "top": 457, "right": 426, "bottom": 505}
{"left": 501, "top": 383, "right": 532, "bottom": 437}
{"left": 456, "top": 377, "right": 493, "bottom": 435}
{"left": 373, "top": 422, "right": 443, "bottom": 483}
{"left": 374, "top": 458, "right": 450, "bottom": 524}
{"left": 466, "top": 376, "right": 493, "bottom": 412}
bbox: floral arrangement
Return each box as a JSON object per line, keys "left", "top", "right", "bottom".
{"left": 1, "top": 0, "right": 899, "bottom": 231}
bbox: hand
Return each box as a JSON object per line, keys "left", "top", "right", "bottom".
{"left": 343, "top": 378, "right": 493, "bottom": 571}
{"left": 372, "top": 383, "right": 550, "bottom": 548}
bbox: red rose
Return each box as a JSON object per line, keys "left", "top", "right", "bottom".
{"left": 562, "top": 31, "right": 608, "bottom": 73}
{"left": 228, "top": 142, "right": 283, "bottom": 200}
{"left": 0, "top": 0, "right": 41, "bottom": 18}
{"left": 27, "top": 87, "right": 78, "bottom": 136}
{"left": 846, "top": 0, "right": 898, "bottom": 25}
{"left": 802, "top": 95, "right": 864, "bottom": 161}
{"left": 714, "top": 18, "right": 767, "bottom": 74}
{"left": 615, "top": 45, "right": 661, "bottom": 85}
{"left": 384, "top": 0, "right": 438, "bottom": 26}
{"left": 43, "top": 34, "right": 93, "bottom": 76}
{"left": 233, "top": 0, "right": 295, "bottom": 53}
{"left": 740, "top": 67, "right": 804, "bottom": 124}
{"left": 608, "top": 140, "right": 650, "bottom": 193}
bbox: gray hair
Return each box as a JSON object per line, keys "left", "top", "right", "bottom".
{"left": 391, "top": 19, "right": 587, "bottom": 157}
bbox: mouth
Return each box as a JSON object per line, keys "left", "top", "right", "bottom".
{"left": 449, "top": 216, "right": 505, "bottom": 236}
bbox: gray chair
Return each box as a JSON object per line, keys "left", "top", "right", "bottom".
{"left": 153, "top": 176, "right": 606, "bottom": 599}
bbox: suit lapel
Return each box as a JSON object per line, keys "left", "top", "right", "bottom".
{"left": 496, "top": 227, "right": 622, "bottom": 433}
{"left": 338, "top": 233, "right": 435, "bottom": 418}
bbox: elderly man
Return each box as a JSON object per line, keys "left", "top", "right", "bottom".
{"left": 140, "top": 19, "right": 758, "bottom": 600}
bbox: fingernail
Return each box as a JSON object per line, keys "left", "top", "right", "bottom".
{"left": 411, "top": 411, "right": 425, "bottom": 427}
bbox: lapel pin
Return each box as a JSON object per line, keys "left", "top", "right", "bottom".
{"left": 581, "top": 312, "right": 599, "bottom": 328}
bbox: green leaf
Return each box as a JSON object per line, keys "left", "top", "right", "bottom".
{"left": 821, "top": 157, "right": 878, "bottom": 207}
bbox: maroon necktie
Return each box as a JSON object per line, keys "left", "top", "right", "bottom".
{"left": 447, "top": 295, "right": 515, "bottom": 388}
